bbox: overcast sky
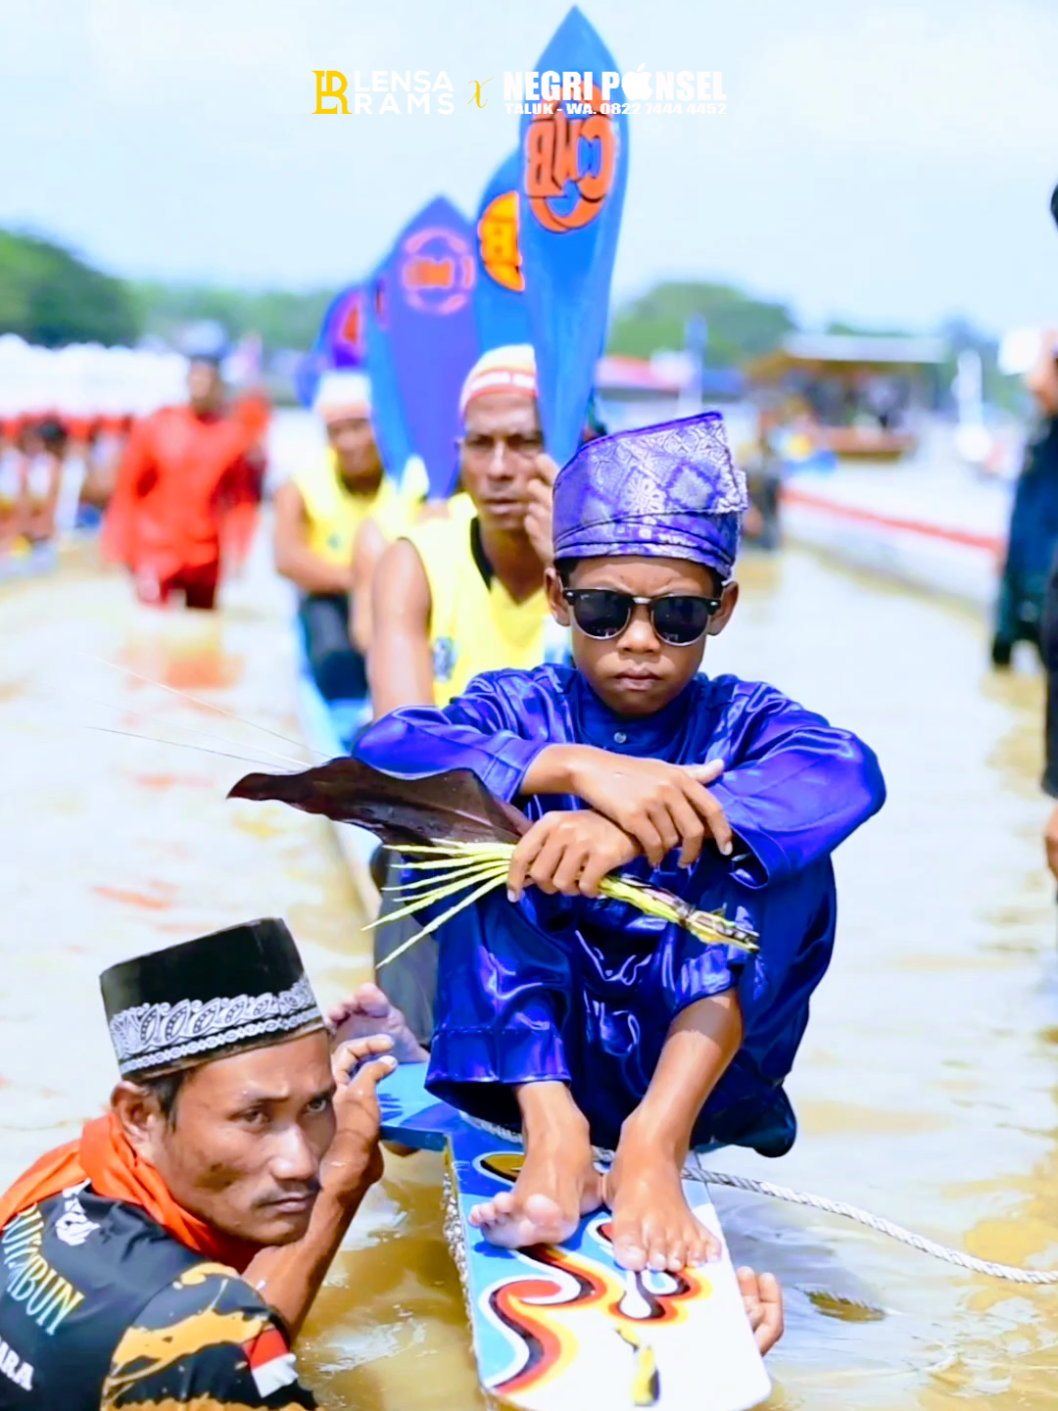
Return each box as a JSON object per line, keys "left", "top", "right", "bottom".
{"left": 3, "top": 0, "right": 1057, "bottom": 333}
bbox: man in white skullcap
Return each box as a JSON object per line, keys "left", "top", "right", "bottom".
{"left": 274, "top": 370, "right": 409, "bottom": 701}
{"left": 368, "top": 345, "right": 560, "bottom": 717}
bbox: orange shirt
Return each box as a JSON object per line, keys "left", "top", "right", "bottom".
{"left": 103, "top": 405, "right": 262, "bottom": 580}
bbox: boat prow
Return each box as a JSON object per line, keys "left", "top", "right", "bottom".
{"left": 381, "top": 1062, "right": 772, "bottom": 1411}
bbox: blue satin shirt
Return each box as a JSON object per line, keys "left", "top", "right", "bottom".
{"left": 356, "top": 665, "right": 885, "bottom": 1153}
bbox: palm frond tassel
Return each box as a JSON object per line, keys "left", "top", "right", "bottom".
{"left": 226, "top": 761, "right": 759, "bottom": 963}
{"left": 373, "top": 841, "right": 759, "bottom": 969}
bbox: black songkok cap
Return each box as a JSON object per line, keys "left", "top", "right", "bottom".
{"left": 100, "top": 918, "right": 324, "bottom": 1079}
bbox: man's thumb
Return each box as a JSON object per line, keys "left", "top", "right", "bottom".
{"left": 685, "top": 758, "right": 725, "bottom": 784}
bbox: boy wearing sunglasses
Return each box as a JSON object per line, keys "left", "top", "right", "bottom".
{"left": 356, "top": 411, "right": 885, "bottom": 1273}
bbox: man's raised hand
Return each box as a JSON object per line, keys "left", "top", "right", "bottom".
{"left": 322, "top": 1034, "right": 397, "bottom": 1197}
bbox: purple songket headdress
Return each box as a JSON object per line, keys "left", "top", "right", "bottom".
{"left": 552, "top": 411, "right": 748, "bottom": 578}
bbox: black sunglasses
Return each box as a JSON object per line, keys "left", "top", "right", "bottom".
{"left": 563, "top": 589, "right": 723, "bottom": 645}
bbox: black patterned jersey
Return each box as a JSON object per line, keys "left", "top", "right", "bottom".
{"left": 100, "top": 1261, "right": 317, "bottom": 1409}
{"left": 0, "top": 1186, "right": 318, "bottom": 1409}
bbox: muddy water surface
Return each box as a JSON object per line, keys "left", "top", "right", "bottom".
{"left": 2, "top": 541, "right": 1057, "bottom": 1410}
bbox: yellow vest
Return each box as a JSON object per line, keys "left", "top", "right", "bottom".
{"left": 292, "top": 453, "right": 408, "bottom": 566}
{"left": 404, "top": 516, "right": 567, "bottom": 705}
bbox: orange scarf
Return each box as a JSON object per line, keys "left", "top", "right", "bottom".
{"left": 0, "top": 1113, "right": 256, "bottom": 1272}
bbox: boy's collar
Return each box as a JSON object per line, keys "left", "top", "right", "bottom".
{"left": 572, "top": 673, "right": 702, "bottom": 757}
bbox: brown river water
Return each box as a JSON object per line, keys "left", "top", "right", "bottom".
{"left": 1, "top": 534, "right": 1057, "bottom": 1410}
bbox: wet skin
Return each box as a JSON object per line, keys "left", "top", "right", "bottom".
{"left": 327, "top": 414, "right": 384, "bottom": 495}
{"left": 114, "top": 1031, "right": 340, "bottom": 1247}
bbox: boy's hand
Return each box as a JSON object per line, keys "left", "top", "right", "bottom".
{"left": 567, "top": 749, "right": 732, "bottom": 868}
{"left": 507, "top": 809, "right": 638, "bottom": 900}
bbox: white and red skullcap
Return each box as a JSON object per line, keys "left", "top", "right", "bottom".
{"left": 459, "top": 345, "right": 537, "bottom": 418}
{"left": 314, "top": 370, "right": 372, "bottom": 425}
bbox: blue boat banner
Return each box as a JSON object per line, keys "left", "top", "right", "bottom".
{"left": 365, "top": 262, "right": 416, "bottom": 479}
{"left": 323, "top": 284, "right": 368, "bottom": 368}
{"left": 384, "top": 195, "right": 481, "bottom": 497}
{"left": 474, "top": 150, "right": 532, "bottom": 352}
{"left": 519, "top": 6, "right": 629, "bottom": 467}
{"left": 296, "top": 283, "right": 367, "bottom": 407}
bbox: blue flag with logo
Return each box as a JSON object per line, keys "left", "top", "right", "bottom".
{"left": 296, "top": 284, "right": 367, "bottom": 407}
{"left": 323, "top": 285, "right": 368, "bottom": 369}
{"left": 384, "top": 196, "right": 481, "bottom": 498}
{"left": 364, "top": 262, "right": 415, "bottom": 479}
{"left": 474, "top": 151, "right": 532, "bottom": 351}
{"left": 519, "top": 6, "right": 629, "bottom": 467}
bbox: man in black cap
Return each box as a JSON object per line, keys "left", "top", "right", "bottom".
{"left": 0, "top": 918, "right": 395, "bottom": 1408}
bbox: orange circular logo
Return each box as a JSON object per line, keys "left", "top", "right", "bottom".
{"left": 477, "top": 190, "right": 524, "bottom": 292}
{"left": 523, "top": 93, "right": 617, "bottom": 234}
{"left": 398, "top": 227, "right": 476, "bottom": 314}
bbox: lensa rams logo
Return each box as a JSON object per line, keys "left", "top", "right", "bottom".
{"left": 398, "top": 228, "right": 475, "bottom": 314}
{"left": 314, "top": 70, "right": 455, "bottom": 115}
{"left": 504, "top": 69, "right": 727, "bottom": 116}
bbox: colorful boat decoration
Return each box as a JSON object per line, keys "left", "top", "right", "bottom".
{"left": 380, "top": 1061, "right": 771, "bottom": 1411}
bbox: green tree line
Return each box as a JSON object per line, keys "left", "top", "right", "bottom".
{"left": 0, "top": 227, "right": 809, "bottom": 364}
{"left": 0, "top": 226, "right": 1018, "bottom": 413}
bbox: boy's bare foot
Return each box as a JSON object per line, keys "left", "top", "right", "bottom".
{"left": 604, "top": 1132, "right": 720, "bottom": 1273}
{"left": 327, "top": 983, "right": 429, "bottom": 1064}
{"left": 469, "top": 1082, "right": 603, "bottom": 1248}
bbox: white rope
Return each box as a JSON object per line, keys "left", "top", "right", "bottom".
{"left": 463, "top": 1114, "right": 1058, "bottom": 1286}
{"left": 685, "top": 1162, "right": 1058, "bottom": 1286}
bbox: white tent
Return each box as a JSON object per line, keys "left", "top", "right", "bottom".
{"left": 0, "top": 336, "right": 188, "bottom": 420}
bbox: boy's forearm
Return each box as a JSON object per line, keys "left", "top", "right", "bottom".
{"left": 625, "top": 991, "right": 744, "bottom": 1159}
{"left": 521, "top": 744, "right": 600, "bottom": 796}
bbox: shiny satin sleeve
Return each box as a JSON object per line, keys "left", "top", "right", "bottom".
{"left": 354, "top": 669, "right": 562, "bottom": 801}
{"left": 707, "top": 681, "right": 886, "bottom": 889}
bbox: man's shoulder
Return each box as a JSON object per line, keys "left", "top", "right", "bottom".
{"left": 401, "top": 510, "right": 470, "bottom": 556}
{"left": 123, "top": 1260, "right": 271, "bottom": 1334}
{"left": 290, "top": 449, "right": 336, "bottom": 497}
{"left": 104, "top": 1263, "right": 316, "bottom": 1408}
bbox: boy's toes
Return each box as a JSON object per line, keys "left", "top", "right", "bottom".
{"left": 647, "top": 1242, "right": 669, "bottom": 1273}
{"left": 665, "top": 1238, "right": 687, "bottom": 1273}
{"left": 611, "top": 1228, "right": 648, "bottom": 1271}
{"left": 688, "top": 1226, "right": 720, "bottom": 1265}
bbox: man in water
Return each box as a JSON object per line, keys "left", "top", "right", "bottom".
{"left": 275, "top": 370, "right": 409, "bottom": 701}
{"left": 367, "top": 344, "right": 559, "bottom": 717}
{"left": 103, "top": 357, "right": 263, "bottom": 610}
{"left": 0, "top": 918, "right": 394, "bottom": 1407}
